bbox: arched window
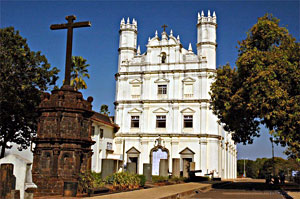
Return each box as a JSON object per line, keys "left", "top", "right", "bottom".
{"left": 161, "top": 52, "right": 166, "bottom": 63}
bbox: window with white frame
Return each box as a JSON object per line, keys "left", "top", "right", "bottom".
{"left": 158, "top": 85, "right": 167, "bottom": 95}
{"left": 131, "top": 116, "right": 140, "bottom": 128}
{"left": 161, "top": 52, "right": 167, "bottom": 63}
{"left": 184, "top": 115, "right": 193, "bottom": 128}
{"left": 156, "top": 115, "right": 166, "bottom": 128}
{"left": 100, "top": 128, "right": 104, "bottom": 138}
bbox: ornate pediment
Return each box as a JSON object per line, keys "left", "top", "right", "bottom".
{"left": 126, "top": 146, "right": 140, "bottom": 154}
{"left": 182, "top": 77, "right": 196, "bottom": 82}
{"left": 153, "top": 107, "right": 169, "bottom": 113}
{"left": 128, "top": 108, "right": 142, "bottom": 114}
{"left": 129, "top": 79, "right": 142, "bottom": 84}
{"left": 179, "top": 147, "right": 195, "bottom": 155}
{"left": 180, "top": 107, "right": 196, "bottom": 113}
{"left": 154, "top": 78, "right": 170, "bottom": 83}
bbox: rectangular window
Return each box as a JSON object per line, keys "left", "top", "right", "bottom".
{"left": 100, "top": 129, "right": 104, "bottom": 138}
{"left": 156, "top": 115, "right": 166, "bottom": 128}
{"left": 107, "top": 142, "right": 112, "bottom": 150}
{"left": 184, "top": 115, "right": 193, "bottom": 128}
{"left": 131, "top": 116, "right": 140, "bottom": 128}
{"left": 158, "top": 85, "right": 167, "bottom": 95}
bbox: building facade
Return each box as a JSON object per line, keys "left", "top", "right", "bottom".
{"left": 114, "top": 11, "right": 237, "bottom": 179}
{"left": 90, "top": 112, "right": 120, "bottom": 173}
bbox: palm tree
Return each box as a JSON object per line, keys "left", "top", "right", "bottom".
{"left": 70, "top": 56, "right": 90, "bottom": 90}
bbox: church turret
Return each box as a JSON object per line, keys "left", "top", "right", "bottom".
{"left": 197, "top": 10, "right": 217, "bottom": 69}
{"left": 118, "top": 17, "right": 137, "bottom": 70}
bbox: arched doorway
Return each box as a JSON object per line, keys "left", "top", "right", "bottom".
{"left": 150, "top": 146, "right": 169, "bottom": 175}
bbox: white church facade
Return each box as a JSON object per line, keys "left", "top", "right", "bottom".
{"left": 113, "top": 11, "right": 237, "bottom": 179}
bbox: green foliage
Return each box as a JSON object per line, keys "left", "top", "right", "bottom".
{"left": 152, "top": 175, "right": 168, "bottom": 183}
{"left": 210, "top": 14, "right": 300, "bottom": 159}
{"left": 169, "top": 176, "right": 187, "bottom": 183}
{"left": 100, "top": 104, "right": 110, "bottom": 115}
{"left": 78, "top": 171, "right": 104, "bottom": 193}
{"left": 0, "top": 27, "right": 59, "bottom": 158}
{"left": 70, "top": 56, "right": 90, "bottom": 90}
{"left": 105, "top": 172, "right": 142, "bottom": 190}
{"left": 137, "top": 175, "right": 146, "bottom": 187}
{"left": 237, "top": 158, "right": 300, "bottom": 179}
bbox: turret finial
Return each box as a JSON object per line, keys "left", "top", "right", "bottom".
{"left": 213, "top": 11, "right": 216, "bottom": 18}
{"left": 127, "top": 17, "right": 130, "bottom": 24}
{"left": 198, "top": 12, "right": 200, "bottom": 20}
{"left": 177, "top": 35, "right": 180, "bottom": 42}
{"left": 148, "top": 37, "right": 151, "bottom": 42}
{"left": 208, "top": 10, "right": 211, "bottom": 17}
{"left": 132, "top": 18, "right": 137, "bottom": 26}
{"left": 188, "top": 43, "right": 193, "bottom": 52}
{"left": 201, "top": 10, "right": 204, "bottom": 16}
{"left": 155, "top": 30, "right": 158, "bottom": 37}
{"left": 170, "top": 29, "right": 173, "bottom": 36}
{"left": 121, "top": 18, "right": 125, "bottom": 25}
{"left": 137, "top": 45, "right": 141, "bottom": 55}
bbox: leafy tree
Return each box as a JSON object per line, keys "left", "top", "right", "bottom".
{"left": 100, "top": 104, "right": 110, "bottom": 115}
{"left": 70, "top": 56, "right": 90, "bottom": 90}
{"left": 0, "top": 27, "right": 59, "bottom": 158}
{"left": 259, "top": 157, "right": 286, "bottom": 178}
{"left": 238, "top": 157, "right": 299, "bottom": 179}
{"left": 210, "top": 14, "right": 300, "bottom": 159}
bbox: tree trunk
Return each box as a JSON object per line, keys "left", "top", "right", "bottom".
{"left": 0, "top": 142, "right": 6, "bottom": 159}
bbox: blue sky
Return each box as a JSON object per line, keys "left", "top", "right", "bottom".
{"left": 1, "top": 0, "right": 299, "bottom": 160}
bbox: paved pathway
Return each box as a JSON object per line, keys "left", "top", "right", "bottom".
{"left": 188, "top": 189, "right": 284, "bottom": 199}
{"left": 287, "top": 191, "right": 300, "bottom": 199}
{"left": 188, "top": 179, "right": 286, "bottom": 199}
{"left": 86, "top": 182, "right": 212, "bottom": 199}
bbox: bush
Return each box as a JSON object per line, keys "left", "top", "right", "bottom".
{"left": 105, "top": 172, "right": 141, "bottom": 190}
{"left": 169, "top": 176, "right": 186, "bottom": 183}
{"left": 78, "top": 171, "right": 104, "bottom": 193}
{"left": 152, "top": 175, "right": 168, "bottom": 183}
{"left": 137, "top": 175, "right": 146, "bottom": 186}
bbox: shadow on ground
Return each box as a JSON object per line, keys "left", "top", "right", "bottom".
{"left": 212, "top": 181, "right": 280, "bottom": 190}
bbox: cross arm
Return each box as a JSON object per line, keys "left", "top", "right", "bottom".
{"left": 50, "top": 21, "right": 91, "bottom": 30}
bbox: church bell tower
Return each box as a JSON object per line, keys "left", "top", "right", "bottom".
{"left": 197, "top": 10, "right": 217, "bottom": 69}
{"left": 118, "top": 17, "right": 138, "bottom": 70}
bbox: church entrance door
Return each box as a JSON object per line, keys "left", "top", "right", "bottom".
{"left": 128, "top": 157, "right": 138, "bottom": 174}
{"left": 151, "top": 148, "right": 168, "bottom": 175}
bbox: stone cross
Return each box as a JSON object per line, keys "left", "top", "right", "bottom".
{"left": 161, "top": 24, "right": 168, "bottom": 32}
{"left": 50, "top": 15, "right": 91, "bottom": 86}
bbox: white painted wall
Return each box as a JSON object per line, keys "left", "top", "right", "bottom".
{"left": 0, "top": 154, "right": 37, "bottom": 199}
{"left": 91, "top": 122, "right": 116, "bottom": 173}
